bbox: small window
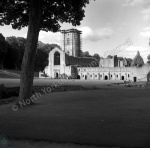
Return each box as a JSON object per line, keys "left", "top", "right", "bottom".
{"left": 128, "top": 74, "right": 130, "bottom": 77}
{"left": 95, "top": 75, "right": 97, "bottom": 77}
{"left": 67, "top": 38, "right": 70, "bottom": 45}
{"left": 83, "top": 75, "right": 84, "bottom": 77}
{"left": 117, "top": 75, "right": 118, "bottom": 78}
{"left": 90, "top": 75, "right": 92, "bottom": 77}
{"left": 111, "top": 75, "right": 112, "bottom": 77}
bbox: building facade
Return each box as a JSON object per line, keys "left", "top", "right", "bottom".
{"left": 42, "top": 29, "right": 150, "bottom": 82}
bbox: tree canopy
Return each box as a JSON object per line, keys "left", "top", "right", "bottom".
{"left": 0, "top": 0, "right": 90, "bottom": 32}
{"left": 147, "top": 54, "right": 150, "bottom": 64}
{"left": 131, "top": 51, "right": 144, "bottom": 67}
{"left": 0, "top": 0, "right": 94, "bottom": 102}
{"left": 0, "top": 34, "right": 56, "bottom": 71}
{"left": 0, "top": 33, "right": 7, "bottom": 69}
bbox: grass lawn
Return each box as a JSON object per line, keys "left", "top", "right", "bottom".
{"left": 0, "top": 88, "right": 150, "bottom": 148}
{"left": 0, "top": 73, "right": 20, "bottom": 79}
{"left": 0, "top": 70, "right": 39, "bottom": 79}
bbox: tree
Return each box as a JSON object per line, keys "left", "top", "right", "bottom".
{"left": 0, "top": 33, "right": 7, "bottom": 69}
{"left": 147, "top": 54, "right": 150, "bottom": 64}
{"left": 6, "top": 36, "right": 22, "bottom": 69}
{"left": 16, "top": 37, "right": 26, "bottom": 69}
{"left": 93, "top": 53, "right": 100, "bottom": 62}
{"left": 35, "top": 48, "right": 48, "bottom": 72}
{"left": 38, "top": 42, "right": 60, "bottom": 53}
{"left": 81, "top": 51, "right": 91, "bottom": 57}
{"left": 107, "top": 55, "right": 113, "bottom": 59}
{"left": 4, "top": 42, "right": 20, "bottom": 69}
{"left": 131, "top": 51, "right": 144, "bottom": 67}
{"left": 0, "top": 0, "right": 92, "bottom": 102}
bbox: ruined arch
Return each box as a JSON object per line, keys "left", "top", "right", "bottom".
{"left": 54, "top": 51, "right": 60, "bottom": 65}
{"left": 105, "top": 75, "right": 108, "bottom": 80}
{"left": 77, "top": 75, "right": 80, "bottom": 79}
{"left": 85, "top": 75, "right": 87, "bottom": 80}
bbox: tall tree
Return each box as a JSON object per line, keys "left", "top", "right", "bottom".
{"left": 147, "top": 54, "right": 150, "bottom": 64}
{"left": 0, "top": 0, "right": 92, "bottom": 102}
{"left": 4, "top": 42, "right": 20, "bottom": 69}
{"left": 0, "top": 33, "right": 7, "bottom": 69}
{"left": 6, "top": 36, "right": 21, "bottom": 69}
{"left": 35, "top": 48, "right": 48, "bottom": 72}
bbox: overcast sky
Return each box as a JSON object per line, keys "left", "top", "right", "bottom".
{"left": 0, "top": 0, "right": 150, "bottom": 62}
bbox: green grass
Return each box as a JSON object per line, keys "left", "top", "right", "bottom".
{"left": 0, "top": 73, "right": 20, "bottom": 79}
{"left": 0, "top": 89, "right": 150, "bottom": 147}
{"left": 0, "top": 69, "right": 39, "bottom": 78}
{"left": 0, "top": 85, "right": 99, "bottom": 105}
{"left": 6, "top": 69, "right": 39, "bottom": 77}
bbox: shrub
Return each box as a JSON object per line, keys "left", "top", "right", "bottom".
{"left": 0, "top": 87, "right": 19, "bottom": 100}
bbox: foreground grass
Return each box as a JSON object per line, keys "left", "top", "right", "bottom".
{"left": 8, "top": 139, "right": 119, "bottom": 148}
{"left": 0, "top": 89, "right": 150, "bottom": 147}
{"left": 0, "top": 85, "right": 99, "bottom": 105}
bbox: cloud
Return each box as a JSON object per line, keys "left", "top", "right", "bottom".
{"left": 77, "top": 26, "right": 114, "bottom": 42}
{"left": 123, "top": 0, "right": 150, "bottom": 21}
{"left": 123, "top": 46, "right": 150, "bottom": 62}
{"left": 140, "top": 8, "right": 150, "bottom": 21}
{"left": 122, "top": 0, "right": 147, "bottom": 7}
{"left": 39, "top": 31, "right": 61, "bottom": 44}
{"left": 143, "top": 27, "right": 150, "bottom": 31}
{"left": 126, "top": 46, "right": 148, "bottom": 52}
{"left": 23, "top": 31, "right": 61, "bottom": 44}
{"left": 140, "top": 27, "right": 150, "bottom": 38}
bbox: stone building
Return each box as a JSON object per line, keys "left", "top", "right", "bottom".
{"left": 42, "top": 29, "right": 150, "bottom": 82}
{"left": 61, "top": 29, "right": 81, "bottom": 57}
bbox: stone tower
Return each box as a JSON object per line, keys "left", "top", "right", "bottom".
{"left": 61, "top": 29, "right": 81, "bottom": 57}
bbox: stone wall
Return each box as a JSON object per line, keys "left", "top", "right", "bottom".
{"left": 77, "top": 65, "right": 150, "bottom": 81}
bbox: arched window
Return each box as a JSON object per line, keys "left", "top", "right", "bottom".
{"left": 54, "top": 51, "right": 60, "bottom": 65}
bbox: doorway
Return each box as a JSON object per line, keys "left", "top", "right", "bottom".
{"left": 133, "top": 77, "right": 137, "bottom": 82}
{"left": 77, "top": 75, "right": 80, "bottom": 79}
{"left": 105, "top": 75, "right": 108, "bottom": 80}
{"left": 85, "top": 75, "right": 87, "bottom": 80}
{"left": 122, "top": 76, "right": 124, "bottom": 80}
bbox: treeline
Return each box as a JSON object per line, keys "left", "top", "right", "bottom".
{"left": 80, "top": 50, "right": 101, "bottom": 62}
{"left": 0, "top": 33, "right": 60, "bottom": 71}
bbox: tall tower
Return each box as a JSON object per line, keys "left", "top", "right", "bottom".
{"left": 61, "top": 29, "right": 81, "bottom": 57}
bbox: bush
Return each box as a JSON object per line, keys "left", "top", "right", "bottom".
{"left": 0, "top": 87, "right": 19, "bottom": 100}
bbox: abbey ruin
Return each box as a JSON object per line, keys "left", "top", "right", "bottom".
{"left": 43, "top": 29, "right": 150, "bottom": 82}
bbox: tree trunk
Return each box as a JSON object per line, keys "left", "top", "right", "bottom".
{"left": 19, "top": 0, "right": 42, "bottom": 102}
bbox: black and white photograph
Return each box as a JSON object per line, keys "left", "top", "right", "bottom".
{"left": 0, "top": 0, "right": 150, "bottom": 147}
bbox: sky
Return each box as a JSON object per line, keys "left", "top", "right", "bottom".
{"left": 0, "top": 0, "right": 150, "bottom": 62}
